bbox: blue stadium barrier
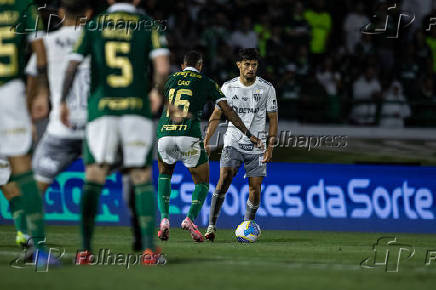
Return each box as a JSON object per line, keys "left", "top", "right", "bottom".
{"left": 1, "top": 159, "right": 435, "bottom": 233}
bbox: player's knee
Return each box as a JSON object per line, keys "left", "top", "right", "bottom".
{"left": 221, "top": 169, "right": 235, "bottom": 183}
{"left": 85, "top": 165, "right": 109, "bottom": 184}
{"left": 129, "top": 167, "right": 152, "bottom": 185}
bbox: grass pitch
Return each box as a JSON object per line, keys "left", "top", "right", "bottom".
{"left": 0, "top": 225, "right": 435, "bottom": 290}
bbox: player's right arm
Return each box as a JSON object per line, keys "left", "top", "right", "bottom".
{"left": 204, "top": 107, "right": 223, "bottom": 156}
{"left": 25, "top": 2, "right": 49, "bottom": 120}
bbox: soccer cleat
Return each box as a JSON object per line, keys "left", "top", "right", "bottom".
{"left": 75, "top": 250, "right": 93, "bottom": 265}
{"left": 158, "top": 218, "right": 170, "bottom": 241}
{"left": 15, "top": 231, "right": 31, "bottom": 248}
{"left": 204, "top": 225, "right": 216, "bottom": 242}
{"left": 181, "top": 217, "right": 204, "bottom": 242}
{"left": 141, "top": 248, "right": 166, "bottom": 265}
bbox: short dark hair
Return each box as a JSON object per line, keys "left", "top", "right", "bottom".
{"left": 61, "top": 0, "right": 90, "bottom": 15}
{"left": 183, "top": 50, "right": 203, "bottom": 67}
{"left": 236, "top": 48, "right": 260, "bottom": 62}
{"left": 114, "top": 0, "right": 135, "bottom": 3}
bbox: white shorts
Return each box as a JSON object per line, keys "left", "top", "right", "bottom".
{"left": 158, "top": 136, "right": 208, "bottom": 168}
{"left": 0, "top": 80, "right": 32, "bottom": 157}
{"left": 84, "top": 116, "right": 153, "bottom": 168}
{"left": 0, "top": 157, "right": 11, "bottom": 186}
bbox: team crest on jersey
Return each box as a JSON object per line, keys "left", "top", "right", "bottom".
{"left": 253, "top": 89, "right": 263, "bottom": 102}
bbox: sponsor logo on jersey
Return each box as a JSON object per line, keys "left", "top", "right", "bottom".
{"left": 161, "top": 124, "right": 188, "bottom": 131}
{"left": 181, "top": 149, "right": 199, "bottom": 157}
{"left": 242, "top": 96, "right": 248, "bottom": 101}
{"left": 232, "top": 106, "right": 260, "bottom": 114}
{"left": 232, "top": 95, "right": 239, "bottom": 100}
{"left": 239, "top": 143, "right": 254, "bottom": 151}
{"left": 98, "top": 98, "right": 143, "bottom": 111}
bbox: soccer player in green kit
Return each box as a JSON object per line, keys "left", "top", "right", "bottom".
{"left": 60, "top": 0, "right": 170, "bottom": 265}
{"left": 156, "top": 51, "right": 262, "bottom": 242}
{"left": 0, "top": 0, "right": 56, "bottom": 266}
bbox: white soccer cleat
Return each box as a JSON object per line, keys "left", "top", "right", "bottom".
{"left": 204, "top": 225, "right": 216, "bottom": 242}
{"left": 158, "top": 218, "right": 170, "bottom": 241}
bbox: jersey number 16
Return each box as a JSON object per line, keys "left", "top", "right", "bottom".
{"left": 167, "top": 88, "right": 192, "bottom": 118}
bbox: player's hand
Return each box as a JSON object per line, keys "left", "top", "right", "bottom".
{"left": 204, "top": 139, "right": 212, "bottom": 156}
{"left": 262, "top": 146, "right": 273, "bottom": 163}
{"left": 249, "top": 136, "right": 264, "bottom": 150}
{"left": 31, "top": 92, "right": 49, "bottom": 121}
{"left": 149, "top": 88, "right": 163, "bottom": 114}
{"left": 60, "top": 102, "right": 71, "bottom": 128}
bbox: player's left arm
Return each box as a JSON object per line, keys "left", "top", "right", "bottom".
{"left": 150, "top": 28, "right": 170, "bottom": 114}
{"left": 60, "top": 26, "right": 91, "bottom": 127}
{"left": 263, "top": 86, "right": 279, "bottom": 163}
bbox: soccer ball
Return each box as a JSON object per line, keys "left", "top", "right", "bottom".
{"left": 235, "top": 221, "right": 261, "bottom": 243}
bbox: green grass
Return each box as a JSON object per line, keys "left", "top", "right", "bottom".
{"left": 1, "top": 225, "right": 436, "bottom": 290}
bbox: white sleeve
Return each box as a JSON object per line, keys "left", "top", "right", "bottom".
{"left": 267, "top": 86, "right": 278, "bottom": 112}
{"left": 25, "top": 53, "right": 37, "bottom": 77}
{"left": 216, "top": 84, "right": 229, "bottom": 110}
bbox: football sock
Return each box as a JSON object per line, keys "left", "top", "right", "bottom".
{"left": 9, "top": 196, "right": 27, "bottom": 234}
{"left": 187, "top": 183, "right": 209, "bottom": 221}
{"left": 244, "top": 199, "right": 259, "bottom": 221}
{"left": 134, "top": 182, "right": 156, "bottom": 251}
{"left": 11, "top": 171, "right": 45, "bottom": 249}
{"left": 208, "top": 189, "right": 226, "bottom": 226}
{"left": 157, "top": 174, "right": 171, "bottom": 219}
{"left": 80, "top": 181, "right": 103, "bottom": 251}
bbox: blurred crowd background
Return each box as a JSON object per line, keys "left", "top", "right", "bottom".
{"left": 37, "top": 0, "right": 436, "bottom": 127}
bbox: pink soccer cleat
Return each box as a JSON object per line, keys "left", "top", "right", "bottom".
{"left": 158, "top": 218, "right": 170, "bottom": 241}
{"left": 181, "top": 217, "right": 204, "bottom": 242}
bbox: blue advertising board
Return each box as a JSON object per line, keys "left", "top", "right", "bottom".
{"left": 1, "top": 160, "right": 435, "bottom": 233}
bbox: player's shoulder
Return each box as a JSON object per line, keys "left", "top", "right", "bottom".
{"left": 222, "top": 77, "right": 239, "bottom": 88}
{"left": 256, "top": 77, "right": 274, "bottom": 89}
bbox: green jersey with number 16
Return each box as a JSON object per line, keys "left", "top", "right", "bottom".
{"left": 157, "top": 67, "right": 226, "bottom": 139}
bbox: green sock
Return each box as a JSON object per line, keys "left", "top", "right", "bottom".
{"left": 187, "top": 183, "right": 209, "bottom": 221}
{"left": 11, "top": 171, "right": 45, "bottom": 249}
{"left": 134, "top": 182, "right": 155, "bottom": 251}
{"left": 80, "top": 181, "right": 103, "bottom": 251}
{"left": 157, "top": 174, "right": 171, "bottom": 219}
{"left": 9, "top": 196, "right": 27, "bottom": 234}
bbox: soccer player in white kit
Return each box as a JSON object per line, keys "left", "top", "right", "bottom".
{"left": 204, "top": 49, "right": 278, "bottom": 241}
{"left": 27, "top": 0, "right": 92, "bottom": 193}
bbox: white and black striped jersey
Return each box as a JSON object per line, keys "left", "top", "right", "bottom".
{"left": 218, "top": 77, "right": 278, "bottom": 154}
{"left": 26, "top": 26, "right": 89, "bottom": 139}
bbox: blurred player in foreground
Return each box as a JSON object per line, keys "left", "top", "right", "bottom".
{"left": 204, "top": 48, "right": 278, "bottom": 241}
{"left": 27, "top": 0, "right": 92, "bottom": 198}
{"left": 0, "top": 0, "right": 56, "bottom": 266}
{"left": 61, "top": 0, "right": 169, "bottom": 265}
{"left": 156, "top": 51, "right": 262, "bottom": 242}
